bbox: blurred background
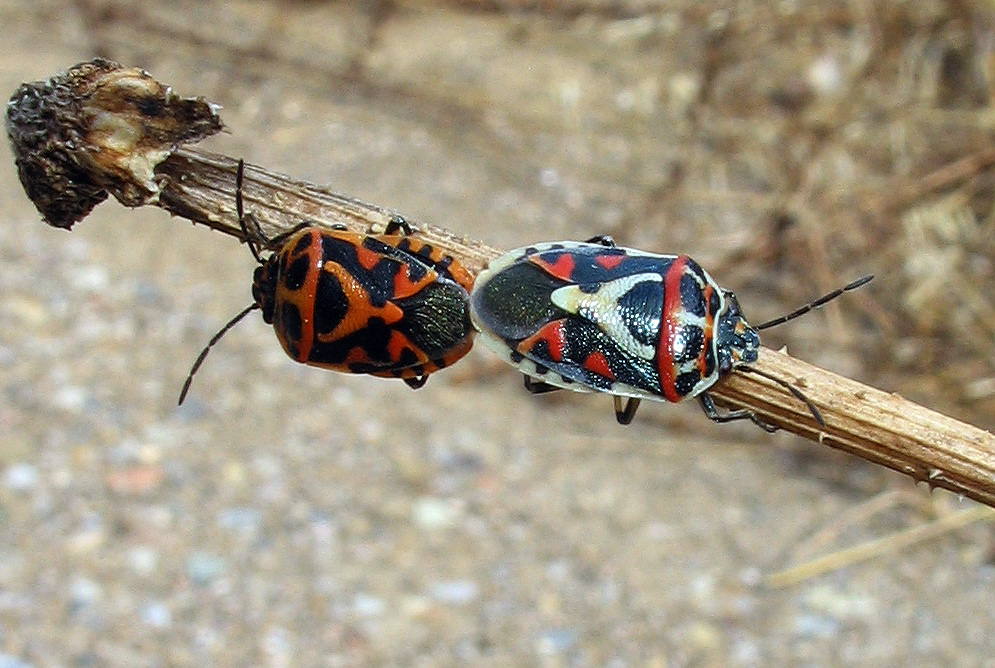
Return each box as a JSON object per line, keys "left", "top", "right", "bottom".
{"left": 2, "top": 1, "right": 995, "bottom": 665}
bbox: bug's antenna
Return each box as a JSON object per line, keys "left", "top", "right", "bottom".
{"left": 178, "top": 303, "right": 260, "bottom": 405}
{"left": 236, "top": 160, "right": 265, "bottom": 264}
{"left": 737, "top": 365, "right": 825, "bottom": 427}
{"left": 755, "top": 275, "right": 873, "bottom": 330}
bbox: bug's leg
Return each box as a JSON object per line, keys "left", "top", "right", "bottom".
{"left": 383, "top": 214, "right": 413, "bottom": 236}
{"left": 235, "top": 161, "right": 266, "bottom": 263}
{"left": 404, "top": 375, "right": 428, "bottom": 390}
{"left": 613, "top": 396, "right": 641, "bottom": 425}
{"left": 254, "top": 219, "right": 317, "bottom": 250}
{"left": 523, "top": 375, "right": 561, "bottom": 394}
{"left": 746, "top": 413, "right": 779, "bottom": 433}
{"left": 698, "top": 393, "right": 778, "bottom": 433}
{"left": 584, "top": 235, "right": 616, "bottom": 247}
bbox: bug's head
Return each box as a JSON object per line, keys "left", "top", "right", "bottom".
{"left": 252, "top": 257, "right": 279, "bottom": 324}
{"left": 714, "top": 291, "right": 760, "bottom": 375}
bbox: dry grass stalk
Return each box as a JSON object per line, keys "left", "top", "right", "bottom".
{"left": 8, "top": 60, "right": 995, "bottom": 507}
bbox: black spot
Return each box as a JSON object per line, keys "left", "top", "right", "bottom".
{"left": 675, "top": 370, "right": 701, "bottom": 397}
{"left": 510, "top": 350, "right": 524, "bottom": 363}
{"left": 347, "top": 317, "right": 392, "bottom": 364}
{"left": 703, "top": 344, "right": 716, "bottom": 378}
{"left": 673, "top": 325, "right": 704, "bottom": 363}
{"left": 685, "top": 257, "right": 709, "bottom": 284}
{"left": 709, "top": 290, "right": 721, "bottom": 318}
{"left": 415, "top": 242, "right": 436, "bottom": 259}
{"left": 527, "top": 337, "right": 554, "bottom": 363}
{"left": 284, "top": 255, "right": 310, "bottom": 291}
{"left": 313, "top": 269, "right": 349, "bottom": 337}
{"left": 363, "top": 237, "right": 431, "bottom": 287}
{"left": 394, "top": 346, "right": 419, "bottom": 368}
{"left": 310, "top": 317, "right": 391, "bottom": 368}
{"left": 279, "top": 302, "right": 303, "bottom": 347}
{"left": 578, "top": 282, "right": 601, "bottom": 294}
{"left": 679, "top": 273, "right": 705, "bottom": 317}
{"left": 618, "top": 280, "right": 663, "bottom": 347}
{"left": 292, "top": 233, "right": 312, "bottom": 256}
{"left": 402, "top": 259, "right": 429, "bottom": 284}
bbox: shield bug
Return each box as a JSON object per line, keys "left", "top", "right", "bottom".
{"left": 469, "top": 236, "right": 870, "bottom": 428}
{"left": 178, "top": 161, "right": 475, "bottom": 404}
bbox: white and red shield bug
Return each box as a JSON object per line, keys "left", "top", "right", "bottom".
{"left": 469, "top": 236, "right": 871, "bottom": 428}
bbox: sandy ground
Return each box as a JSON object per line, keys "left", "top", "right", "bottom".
{"left": 2, "top": 1, "right": 995, "bottom": 666}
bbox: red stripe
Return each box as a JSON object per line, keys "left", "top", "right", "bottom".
{"left": 583, "top": 350, "right": 614, "bottom": 380}
{"left": 531, "top": 253, "right": 575, "bottom": 281}
{"left": 657, "top": 255, "right": 687, "bottom": 402}
{"left": 518, "top": 320, "right": 566, "bottom": 362}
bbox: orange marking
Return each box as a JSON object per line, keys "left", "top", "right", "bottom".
{"left": 392, "top": 266, "right": 434, "bottom": 300}
{"left": 293, "top": 229, "right": 323, "bottom": 362}
{"left": 343, "top": 347, "right": 374, "bottom": 365}
{"left": 387, "top": 331, "right": 428, "bottom": 365}
{"left": 355, "top": 244, "right": 383, "bottom": 272}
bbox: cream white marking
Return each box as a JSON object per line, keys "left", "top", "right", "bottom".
{"left": 550, "top": 273, "right": 661, "bottom": 361}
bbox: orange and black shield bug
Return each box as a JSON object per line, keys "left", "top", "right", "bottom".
{"left": 179, "top": 161, "right": 474, "bottom": 405}
{"left": 470, "top": 236, "right": 870, "bottom": 428}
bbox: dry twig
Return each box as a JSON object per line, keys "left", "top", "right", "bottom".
{"left": 7, "top": 60, "right": 995, "bottom": 506}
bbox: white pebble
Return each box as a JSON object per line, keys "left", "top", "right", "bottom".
{"left": 3, "top": 464, "right": 38, "bottom": 492}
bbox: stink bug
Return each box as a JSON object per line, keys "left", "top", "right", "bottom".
{"left": 469, "top": 236, "right": 871, "bottom": 429}
{"left": 178, "top": 161, "right": 475, "bottom": 404}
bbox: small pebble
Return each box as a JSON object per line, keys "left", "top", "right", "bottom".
{"left": 75, "top": 265, "right": 110, "bottom": 292}
{"left": 536, "top": 628, "right": 577, "bottom": 656}
{"left": 412, "top": 496, "right": 463, "bottom": 530}
{"left": 794, "top": 612, "right": 840, "bottom": 639}
{"left": 353, "top": 593, "right": 385, "bottom": 617}
{"left": 52, "top": 385, "right": 87, "bottom": 412}
{"left": 105, "top": 465, "right": 164, "bottom": 496}
{"left": 68, "top": 577, "right": 102, "bottom": 610}
{"left": 402, "top": 595, "right": 431, "bottom": 618}
{"left": 217, "top": 507, "right": 261, "bottom": 534}
{"left": 429, "top": 580, "right": 478, "bottom": 606}
{"left": 67, "top": 516, "right": 106, "bottom": 554}
{"left": 128, "top": 546, "right": 159, "bottom": 577}
{"left": 141, "top": 601, "right": 172, "bottom": 629}
{"left": 0, "top": 655, "right": 34, "bottom": 668}
{"left": 262, "top": 626, "right": 292, "bottom": 664}
{"left": 187, "top": 552, "right": 226, "bottom": 586}
{"left": 3, "top": 463, "right": 38, "bottom": 492}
